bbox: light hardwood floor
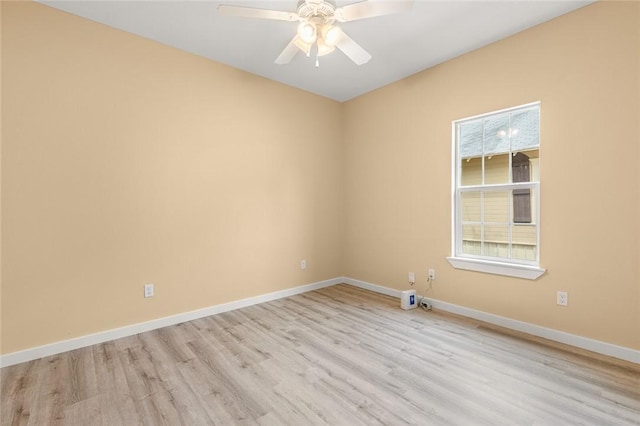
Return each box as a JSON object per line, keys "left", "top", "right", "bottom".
{"left": 2, "top": 284, "right": 639, "bottom": 425}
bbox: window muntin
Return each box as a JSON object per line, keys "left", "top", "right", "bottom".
{"left": 453, "top": 103, "right": 540, "bottom": 267}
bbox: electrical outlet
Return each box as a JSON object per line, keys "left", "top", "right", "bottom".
{"left": 144, "top": 283, "right": 154, "bottom": 298}
{"left": 408, "top": 272, "right": 415, "bottom": 284}
{"left": 428, "top": 269, "right": 436, "bottom": 281}
{"left": 557, "top": 291, "right": 568, "bottom": 306}
{"left": 301, "top": 259, "right": 307, "bottom": 270}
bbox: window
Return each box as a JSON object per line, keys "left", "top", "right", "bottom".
{"left": 447, "top": 102, "right": 545, "bottom": 280}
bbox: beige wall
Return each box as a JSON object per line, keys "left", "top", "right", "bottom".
{"left": 343, "top": 1, "right": 639, "bottom": 350}
{"left": 2, "top": 1, "right": 639, "bottom": 357}
{"left": 0, "top": 0, "right": 4, "bottom": 358}
{"left": 1, "top": 2, "right": 343, "bottom": 354}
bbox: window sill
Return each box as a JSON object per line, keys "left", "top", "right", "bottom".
{"left": 447, "top": 257, "right": 545, "bottom": 280}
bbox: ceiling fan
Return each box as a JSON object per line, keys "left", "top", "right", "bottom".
{"left": 218, "top": 0, "right": 412, "bottom": 67}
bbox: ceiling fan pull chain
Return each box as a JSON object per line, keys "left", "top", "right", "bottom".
{"left": 310, "top": 42, "right": 319, "bottom": 68}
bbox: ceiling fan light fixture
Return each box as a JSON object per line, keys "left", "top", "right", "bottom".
{"left": 317, "top": 38, "right": 336, "bottom": 56}
{"left": 321, "top": 24, "right": 340, "bottom": 47}
{"left": 297, "top": 21, "right": 317, "bottom": 43}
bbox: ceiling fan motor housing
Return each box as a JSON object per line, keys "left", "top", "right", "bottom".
{"left": 297, "top": 0, "right": 337, "bottom": 21}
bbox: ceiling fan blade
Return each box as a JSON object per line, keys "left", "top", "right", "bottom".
{"left": 217, "top": 4, "right": 298, "bottom": 21}
{"left": 335, "top": 29, "right": 372, "bottom": 65}
{"left": 335, "top": 0, "right": 412, "bottom": 22}
{"left": 275, "top": 36, "right": 301, "bottom": 64}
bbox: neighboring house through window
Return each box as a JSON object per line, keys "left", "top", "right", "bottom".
{"left": 448, "top": 102, "right": 545, "bottom": 280}
{"left": 512, "top": 152, "right": 532, "bottom": 224}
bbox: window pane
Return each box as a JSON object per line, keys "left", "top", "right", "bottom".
{"left": 459, "top": 120, "right": 483, "bottom": 159}
{"left": 462, "top": 239, "right": 481, "bottom": 255}
{"left": 483, "top": 153, "right": 510, "bottom": 184}
{"left": 461, "top": 157, "right": 482, "bottom": 185}
{"left": 511, "top": 108, "right": 539, "bottom": 151}
{"left": 512, "top": 224, "right": 537, "bottom": 245}
{"left": 512, "top": 222, "right": 537, "bottom": 261}
{"left": 483, "top": 191, "right": 510, "bottom": 223}
{"left": 522, "top": 149, "right": 540, "bottom": 182}
{"left": 484, "top": 114, "right": 510, "bottom": 155}
{"left": 530, "top": 186, "right": 537, "bottom": 224}
{"left": 513, "top": 188, "right": 531, "bottom": 223}
{"left": 512, "top": 244, "right": 536, "bottom": 261}
{"left": 461, "top": 191, "right": 481, "bottom": 221}
{"left": 462, "top": 223, "right": 481, "bottom": 241}
{"left": 483, "top": 224, "right": 509, "bottom": 244}
{"left": 483, "top": 241, "right": 510, "bottom": 258}
{"left": 482, "top": 224, "right": 509, "bottom": 257}
{"left": 461, "top": 224, "right": 481, "bottom": 255}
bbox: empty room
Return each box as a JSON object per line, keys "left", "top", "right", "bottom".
{"left": 1, "top": 0, "right": 639, "bottom": 424}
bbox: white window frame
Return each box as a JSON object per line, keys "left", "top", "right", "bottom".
{"left": 447, "top": 102, "right": 545, "bottom": 280}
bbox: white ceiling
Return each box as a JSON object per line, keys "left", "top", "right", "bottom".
{"left": 37, "top": 0, "right": 593, "bottom": 102}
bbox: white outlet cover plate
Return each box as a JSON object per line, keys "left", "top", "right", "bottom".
{"left": 557, "top": 291, "right": 568, "bottom": 306}
{"left": 144, "top": 284, "right": 154, "bottom": 298}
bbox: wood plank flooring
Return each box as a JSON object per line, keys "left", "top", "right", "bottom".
{"left": 2, "top": 284, "right": 639, "bottom": 425}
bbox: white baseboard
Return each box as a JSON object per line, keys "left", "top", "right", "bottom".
{"left": 4, "top": 277, "right": 638, "bottom": 367}
{"left": 342, "top": 277, "right": 404, "bottom": 298}
{"left": 0, "top": 277, "right": 342, "bottom": 368}
{"left": 342, "top": 277, "right": 640, "bottom": 365}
